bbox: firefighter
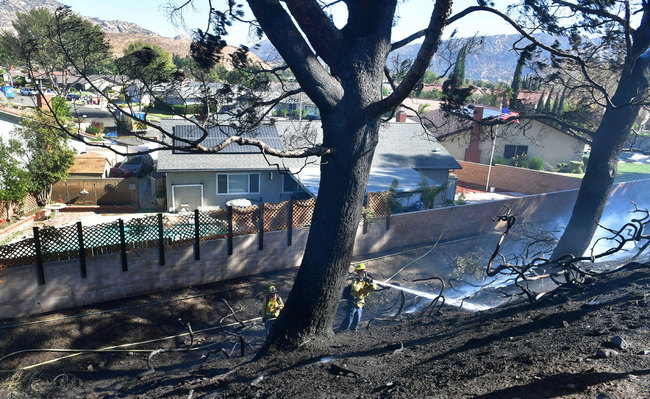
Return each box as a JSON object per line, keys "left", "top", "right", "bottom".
{"left": 338, "top": 263, "right": 379, "bottom": 332}
{"left": 261, "top": 285, "right": 284, "bottom": 335}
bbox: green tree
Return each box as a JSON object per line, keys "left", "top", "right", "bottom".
{"left": 556, "top": 87, "right": 567, "bottom": 115}
{"left": 419, "top": 179, "right": 447, "bottom": 210}
{"left": 543, "top": 87, "right": 554, "bottom": 113}
{"left": 0, "top": 8, "right": 108, "bottom": 93}
{"left": 450, "top": 43, "right": 468, "bottom": 88}
{"left": 116, "top": 41, "right": 177, "bottom": 86}
{"left": 551, "top": 93, "right": 560, "bottom": 114}
{"left": 13, "top": 96, "right": 75, "bottom": 205}
{"left": 536, "top": 90, "right": 546, "bottom": 111}
{"left": 0, "top": 138, "right": 30, "bottom": 221}
{"left": 510, "top": 44, "right": 535, "bottom": 108}
{"left": 422, "top": 70, "right": 438, "bottom": 84}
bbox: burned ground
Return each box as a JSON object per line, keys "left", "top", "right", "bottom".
{"left": 0, "top": 242, "right": 648, "bottom": 398}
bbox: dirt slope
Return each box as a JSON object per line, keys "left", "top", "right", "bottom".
{"left": 0, "top": 253, "right": 648, "bottom": 398}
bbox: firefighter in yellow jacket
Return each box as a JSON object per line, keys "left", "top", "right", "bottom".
{"left": 339, "top": 263, "right": 379, "bottom": 332}
{"left": 262, "top": 285, "right": 284, "bottom": 335}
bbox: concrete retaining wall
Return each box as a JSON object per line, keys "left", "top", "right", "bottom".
{"left": 2, "top": 178, "right": 648, "bottom": 320}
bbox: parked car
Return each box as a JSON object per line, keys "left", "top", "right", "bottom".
{"left": 20, "top": 87, "right": 34, "bottom": 96}
{"left": 66, "top": 93, "right": 81, "bottom": 101}
{"left": 109, "top": 153, "right": 154, "bottom": 178}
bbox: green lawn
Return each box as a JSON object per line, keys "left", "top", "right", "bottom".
{"left": 615, "top": 161, "right": 650, "bottom": 182}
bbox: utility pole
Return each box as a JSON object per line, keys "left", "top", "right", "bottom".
{"left": 485, "top": 126, "right": 497, "bottom": 192}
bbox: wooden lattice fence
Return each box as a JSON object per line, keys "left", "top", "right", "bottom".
{"left": 0, "top": 193, "right": 387, "bottom": 283}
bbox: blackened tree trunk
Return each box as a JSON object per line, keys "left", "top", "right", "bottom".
{"left": 267, "top": 114, "right": 381, "bottom": 346}
{"left": 553, "top": 49, "right": 650, "bottom": 258}
{"left": 247, "top": 0, "right": 451, "bottom": 349}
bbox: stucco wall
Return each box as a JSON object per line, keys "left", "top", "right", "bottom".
{"left": 454, "top": 161, "right": 583, "bottom": 194}
{"left": 439, "top": 120, "right": 587, "bottom": 170}
{"left": 3, "top": 179, "right": 648, "bottom": 320}
{"left": 165, "top": 170, "right": 296, "bottom": 210}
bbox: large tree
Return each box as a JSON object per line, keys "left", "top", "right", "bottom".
{"left": 511, "top": 1, "right": 650, "bottom": 258}
{"left": 0, "top": 138, "right": 30, "bottom": 221}
{"left": 0, "top": 7, "right": 108, "bottom": 94}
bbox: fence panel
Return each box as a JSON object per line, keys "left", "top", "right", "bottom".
{"left": 164, "top": 213, "right": 195, "bottom": 247}
{"left": 0, "top": 198, "right": 319, "bottom": 268}
{"left": 83, "top": 220, "right": 121, "bottom": 257}
{"left": 232, "top": 205, "right": 260, "bottom": 236}
{"left": 124, "top": 215, "right": 159, "bottom": 251}
{"left": 293, "top": 198, "right": 315, "bottom": 227}
{"left": 0, "top": 238, "right": 36, "bottom": 267}
{"left": 40, "top": 225, "right": 79, "bottom": 262}
{"left": 366, "top": 191, "right": 391, "bottom": 218}
{"left": 198, "top": 209, "right": 229, "bottom": 241}
{"left": 264, "top": 202, "right": 289, "bottom": 232}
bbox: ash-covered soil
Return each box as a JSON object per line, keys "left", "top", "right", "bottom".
{"left": 0, "top": 245, "right": 648, "bottom": 399}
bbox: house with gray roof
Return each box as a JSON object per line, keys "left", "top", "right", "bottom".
{"left": 156, "top": 119, "right": 308, "bottom": 211}
{"left": 275, "top": 119, "right": 461, "bottom": 209}
{"left": 156, "top": 117, "right": 461, "bottom": 212}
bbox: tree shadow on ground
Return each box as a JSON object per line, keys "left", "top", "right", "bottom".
{"left": 473, "top": 369, "right": 650, "bottom": 398}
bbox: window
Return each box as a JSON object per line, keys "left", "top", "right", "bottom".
{"left": 504, "top": 145, "right": 528, "bottom": 159}
{"left": 282, "top": 174, "right": 303, "bottom": 193}
{"left": 216, "top": 173, "right": 260, "bottom": 194}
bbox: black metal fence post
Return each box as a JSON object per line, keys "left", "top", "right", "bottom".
{"left": 227, "top": 205, "right": 233, "bottom": 256}
{"left": 77, "top": 221, "right": 87, "bottom": 278}
{"left": 119, "top": 219, "right": 128, "bottom": 271}
{"left": 258, "top": 202, "right": 264, "bottom": 251}
{"left": 385, "top": 196, "right": 391, "bottom": 230}
{"left": 33, "top": 227, "right": 45, "bottom": 285}
{"left": 362, "top": 196, "right": 368, "bottom": 234}
{"left": 287, "top": 199, "right": 293, "bottom": 247}
{"left": 194, "top": 209, "right": 200, "bottom": 261}
{"left": 157, "top": 213, "right": 165, "bottom": 266}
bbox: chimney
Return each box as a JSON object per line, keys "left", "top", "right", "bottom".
{"left": 396, "top": 110, "right": 407, "bottom": 123}
{"left": 464, "top": 106, "right": 483, "bottom": 163}
{"left": 37, "top": 92, "right": 53, "bottom": 111}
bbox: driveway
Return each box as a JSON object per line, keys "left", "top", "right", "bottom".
{"left": 68, "top": 103, "right": 116, "bottom": 130}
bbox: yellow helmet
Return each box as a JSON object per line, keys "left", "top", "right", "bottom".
{"left": 269, "top": 285, "right": 277, "bottom": 294}
{"left": 354, "top": 263, "right": 366, "bottom": 272}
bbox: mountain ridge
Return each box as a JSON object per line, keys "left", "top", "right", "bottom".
{"left": 251, "top": 33, "right": 562, "bottom": 82}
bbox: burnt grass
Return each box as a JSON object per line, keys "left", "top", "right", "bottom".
{"left": 0, "top": 253, "right": 649, "bottom": 399}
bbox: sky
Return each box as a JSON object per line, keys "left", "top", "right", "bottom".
{"left": 58, "top": 0, "right": 519, "bottom": 47}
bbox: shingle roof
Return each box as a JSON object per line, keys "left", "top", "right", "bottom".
{"left": 68, "top": 153, "right": 108, "bottom": 175}
{"left": 156, "top": 119, "right": 461, "bottom": 173}
{"left": 274, "top": 120, "right": 461, "bottom": 170}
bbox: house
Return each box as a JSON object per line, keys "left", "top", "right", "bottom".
{"left": 156, "top": 120, "right": 305, "bottom": 211}
{"left": 265, "top": 82, "right": 320, "bottom": 120}
{"left": 273, "top": 94, "right": 320, "bottom": 120}
{"left": 161, "top": 82, "right": 225, "bottom": 106}
{"left": 67, "top": 152, "right": 112, "bottom": 178}
{"left": 277, "top": 119, "right": 461, "bottom": 209}
{"left": 426, "top": 105, "right": 590, "bottom": 170}
{"left": 155, "top": 116, "right": 461, "bottom": 212}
